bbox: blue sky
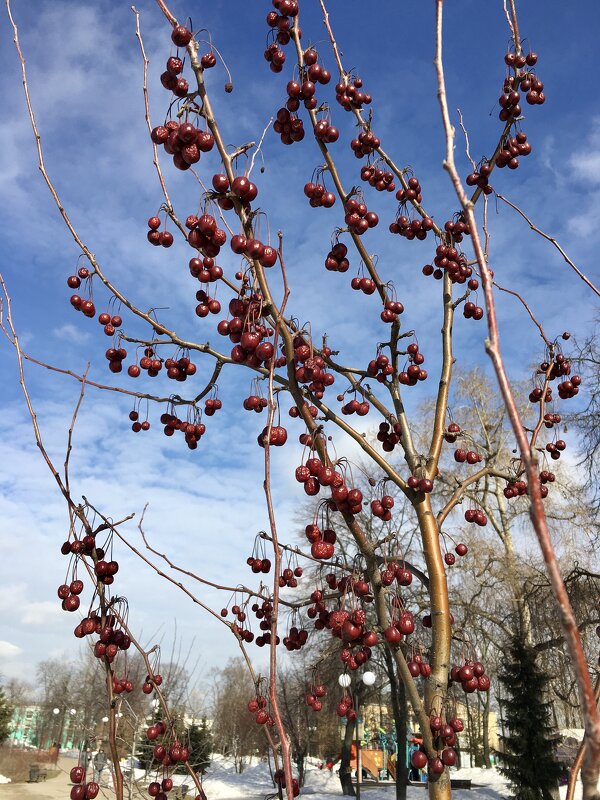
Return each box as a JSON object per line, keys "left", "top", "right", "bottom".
{"left": 0, "top": 0, "right": 599, "bottom": 689}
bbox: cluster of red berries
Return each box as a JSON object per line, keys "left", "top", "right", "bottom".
{"left": 411, "top": 717, "right": 463, "bottom": 773}
{"left": 264, "top": 41, "right": 287, "bottom": 73}
{"left": 243, "top": 393, "right": 269, "bottom": 413}
{"left": 397, "top": 175, "right": 423, "bottom": 204}
{"left": 306, "top": 681, "right": 327, "bottom": 712}
{"left": 444, "top": 422, "right": 461, "bottom": 443}
{"left": 69, "top": 282, "right": 95, "bottom": 319}
{"left": 371, "top": 494, "right": 394, "bottom": 521}
{"left": 142, "top": 671, "right": 163, "bottom": 695}
{"left": 546, "top": 438, "right": 566, "bottom": 461}
{"left": 407, "top": 475, "right": 434, "bottom": 493}
{"left": 380, "top": 563, "right": 413, "bottom": 588}
{"left": 147, "top": 217, "right": 173, "bottom": 247}
{"left": 218, "top": 296, "right": 275, "bottom": 367}
{"left": 558, "top": 375, "right": 581, "bottom": 399}
{"left": 450, "top": 660, "right": 491, "bottom": 693}
{"left": 340, "top": 396, "right": 370, "bottom": 416}
{"left": 498, "top": 83, "right": 522, "bottom": 122}
{"left": 252, "top": 599, "right": 279, "bottom": 648}
{"left": 543, "top": 412, "right": 561, "bottom": 429}
{"left": 274, "top": 768, "right": 300, "bottom": 798}
{"left": 376, "top": 420, "right": 403, "bottom": 452}
{"left": 283, "top": 625, "right": 309, "bottom": 651}
{"left": 147, "top": 776, "right": 184, "bottom": 799}
{"left": 422, "top": 244, "right": 473, "bottom": 285}
{"left": 335, "top": 693, "right": 357, "bottom": 721}
{"left": 87, "top": 619, "right": 131, "bottom": 664}
{"left": 303, "top": 46, "right": 331, "bottom": 83}
{"left": 303, "top": 522, "right": 336, "bottom": 559}
{"left": 151, "top": 120, "right": 215, "bottom": 172}
{"left": 465, "top": 507, "right": 488, "bottom": 526}
{"left": 454, "top": 448, "right": 483, "bottom": 465}
{"left": 129, "top": 347, "right": 161, "bottom": 379}
{"left": 185, "top": 212, "right": 226, "bottom": 258}
{"left": 290, "top": 336, "right": 334, "bottom": 399}
{"left": 284, "top": 77, "right": 319, "bottom": 113}
{"left": 350, "top": 129, "right": 380, "bottom": 158}
{"left": 266, "top": 0, "right": 299, "bottom": 46}
{"left": 496, "top": 131, "right": 532, "bottom": 170}
{"left": 325, "top": 241, "right": 350, "bottom": 273}
{"left": 128, "top": 407, "right": 149, "bottom": 428}
{"left": 383, "top": 611, "right": 415, "bottom": 643}
{"left": 246, "top": 555, "right": 272, "bottom": 574}
{"left": 69, "top": 768, "right": 99, "bottom": 800}
{"left": 97, "top": 312, "right": 122, "bottom": 337}
{"left": 381, "top": 298, "right": 405, "bottom": 323}
{"left": 361, "top": 164, "right": 395, "bottom": 192}
{"left": 345, "top": 197, "right": 378, "bottom": 234}
{"left": 367, "top": 353, "right": 394, "bottom": 383}
{"left": 247, "top": 695, "right": 275, "bottom": 726}
{"left": 463, "top": 300, "right": 484, "bottom": 321}
{"left": 164, "top": 354, "right": 197, "bottom": 381}
{"left": 159, "top": 53, "right": 188, "bottom": 98}
{"left": 303, "top": 180, "right": 336, "bottom": 208}
{"left": 289, "top": 401, "right": 319, "bottom": 420}
{"left": 399, "top": 343, "right": 427, "bottom": 386}
{"left": 210, "top": 173, "right": 255, "bottom": 213}
{"left": 105, "top": 345, "right": 127, "bottom": 374}
{"left": 57, "top": 579, "right": 83, "bottom": 613}
{"left": 520, "top": 72, "right": 546, "bottom": 106}
{"left": 230, "top": 232, "right": 278, "bottom": 267}
{"left": 407, "top": 652, "right": 431, "bottom": 678}
{"left": 350, "top": 274, "right": 376, "bottom": 295}
{"left": 160, "top": 411, "right": 206, "bottom": 450}
{"left": 314, "top": 117, "right": 339, "bottom": 144}
{"left": 466, "top": 162, "right": 493, "bottom": 194}
{"left": 111, "top": 674, "right": 134, "bottom": 695}
{"left": 257, "top": 425, "right": 288, "bottom": 448}
{"left": 149, "top": 739, "right": 190, "bottom": 769}
{"left": 299, "top": 461, "right": 365, "bottom": 516}
{"left": 204, "top": 397, "right": 222, "bottom": 416}
{"left": 529, "top": 385, "right": 552, "bottom": 404}
{"left": 188, "top": 255, "right": 223, "bottom": 283}
{"left": 336, "top": 75, "right": 372, "bottom": 110}
{"left": 273, "top": 106, "right": 305, "bottom": 145}
{"left": 279, "top": 565, "right": 302, "bottom": 588}
{"left": 389, "top": 213, "right": 433, "bottom": 241}
{"left": 195, "top": 288, "right": 221, "bottom": 318}
{"left": 504, "top": 477, "right": 552, "bottom": 501}
{"left": 94, "top": 558, "right": 120, "bottom": 585}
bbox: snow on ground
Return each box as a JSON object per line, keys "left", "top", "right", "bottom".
{"left": 131, "top": 755, "right": 594, "bottom": 799}
{"left": 0, "top": 775, "right": 10, "bottom": 785}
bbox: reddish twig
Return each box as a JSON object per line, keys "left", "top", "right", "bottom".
{"left": 434, "top": 3, "right": 600, "bottom": 796}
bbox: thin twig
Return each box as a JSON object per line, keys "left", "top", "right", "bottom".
{"left": 434, "top": 3, "right": 600, "bottom": 795}
{"left": 495, "top": 192, "right": 600, "bottom": 299}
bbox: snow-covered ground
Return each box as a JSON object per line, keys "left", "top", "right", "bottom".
{"left": 124, "top": 753, "right": 594, "bottom": 799}
{"left": 0, "top": 775, "right": 10, "bottom": 785}
{"left": 184, "top": 756, "right": 591, "bottom": 799}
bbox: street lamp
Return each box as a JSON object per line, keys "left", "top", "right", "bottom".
{"left": 338, "top": 670, "right": 377, "bottom": 800}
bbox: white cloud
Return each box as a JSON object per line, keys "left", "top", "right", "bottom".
{"left": 21, "top": 602, "right": 62, "bottom": 626}
{"left": 568, "top": 116, "right": 600, "bottom": 184}
{"left": 0, "top": 641, "right": 22, "bottom": 659}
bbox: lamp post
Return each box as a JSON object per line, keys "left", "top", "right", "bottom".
{"left": 339, "top": 670, "right": 377, "bottom": 800}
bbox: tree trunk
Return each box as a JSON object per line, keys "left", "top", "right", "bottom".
{"left": 339, "top": 716, "right": 355, "bottom": 796}
{"left": 382, "top": 646, "right": 407, "bottom": 800}
{"left": 428, "top": 772, "right": 452, "bottom": 800}
{"left": 465, "top": 692, "right": 474, "bottom": 768}
{"left": 482, "top": 690, "right": 492, "bottom": 768}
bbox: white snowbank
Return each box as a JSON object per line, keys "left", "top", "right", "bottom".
{"left": 0, "top": 774, "right": 11, "bottom": 784}
{"left": 136, "top": 755, "right": 597, "bottom": 799}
